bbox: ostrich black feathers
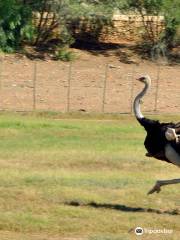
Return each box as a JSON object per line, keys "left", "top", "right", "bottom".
{"left": 138, "top": 117, "right": 180, "bottom": 163}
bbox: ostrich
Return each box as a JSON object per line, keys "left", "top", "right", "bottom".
{"left": 133, "top": 75, "right": 180, "bottom": 194}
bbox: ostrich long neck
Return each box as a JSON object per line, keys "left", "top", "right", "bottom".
{"left": 133, "top": 81, "right": 150, "bottom": 121}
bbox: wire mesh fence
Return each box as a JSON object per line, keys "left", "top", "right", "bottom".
{"left": 0, "top": 59, "right": 179, "bottom": 114}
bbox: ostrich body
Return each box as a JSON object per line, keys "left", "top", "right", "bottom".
{"left": 133, "top": 75, "right": 180, "bottom": 194}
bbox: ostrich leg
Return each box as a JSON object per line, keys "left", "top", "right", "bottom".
{"left": 148, "top": 178, "right": 180, "bottom": 194}
{"left": 148, "top": 144, "right": 180, "bottom": 194}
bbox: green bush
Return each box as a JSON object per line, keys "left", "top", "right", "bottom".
{"left": 55, "top": 48, "right": 76, "bottom": 61}
{"left": 126, "top": 0, "right": 180, "bottom": 54}
{"left": 0, "top": 0, "right": 32, "bottom": 52}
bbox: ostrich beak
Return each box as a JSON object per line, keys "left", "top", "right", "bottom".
{"left": 136, "top": 77, "right": 145, "bottom": 82}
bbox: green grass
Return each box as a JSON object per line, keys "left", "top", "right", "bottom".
{"left": 0, "top": 112, "right": 179, "bottom": 240}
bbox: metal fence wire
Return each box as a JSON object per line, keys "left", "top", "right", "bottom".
{"left": 0, "top": 59, "right": 179, "bottom": 114}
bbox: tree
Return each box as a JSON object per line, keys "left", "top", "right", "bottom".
{"left": 161, "top": 0, "right": 180, "bottom": 48}
{"left": 0, "top": 0, "right": 32, "bottom": 52}
{"left": 125, "top": 0, "right": 180, "bottom": 56}
{"left": 19, "top": 0, "right": 117, "bottom": 47}
{"left": 0, "top": 0, "right": 127, "bottom": 52}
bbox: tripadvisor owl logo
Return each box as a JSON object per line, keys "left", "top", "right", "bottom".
{"left": 135, "top": 227, "right": 144, "bottom": 235}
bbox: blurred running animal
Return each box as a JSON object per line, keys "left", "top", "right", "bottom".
{"left": 133, "top": 75, "right": 180, "bottom": 194}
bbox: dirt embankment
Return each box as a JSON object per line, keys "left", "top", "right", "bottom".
{"left": 0, "top": 48, "right": 179, "bottom": 114}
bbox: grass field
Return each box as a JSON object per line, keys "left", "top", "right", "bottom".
{"left": 0, "top": 112, "right": 179, "bottom": 240}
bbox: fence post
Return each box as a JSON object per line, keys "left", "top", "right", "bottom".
{"left": 154, "top": 64, "right": 160, "bottom": 112}
{"left": 102, "top": 63, "right": 108, "bottom": 113}
{"left": 33, "top": 62, "right": 37, "bottom": 111}
{"left": 67, "top": 62, "right": 72, "bottom": 113}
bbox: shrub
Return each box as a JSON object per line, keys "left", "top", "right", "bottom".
{"left": 0, "top": 0, "right": 32, "bottom": 52}
{"left": 55, "top": 48, "right": 76, "bottom": 61}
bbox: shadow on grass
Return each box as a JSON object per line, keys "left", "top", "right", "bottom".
{"left": 65, "top": 201, "right": 179, "bottom": 215}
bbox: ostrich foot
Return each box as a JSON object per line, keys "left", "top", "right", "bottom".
{"left": 148, "top": 181, "right": 161, "bottom": 194}
{"left": 148, "top": 178, "right": 180, "bottom": 195}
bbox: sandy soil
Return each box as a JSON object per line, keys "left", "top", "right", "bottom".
{"left": 0, "top": 48, "right": 179, "bottom": 114}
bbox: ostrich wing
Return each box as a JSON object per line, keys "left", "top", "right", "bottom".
{"left": 142, "top": 119, "right": 180, "bottom": 163}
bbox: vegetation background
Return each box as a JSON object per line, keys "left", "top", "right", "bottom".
{"left": 0, "top": 0, "right": 179, "bottom": 59}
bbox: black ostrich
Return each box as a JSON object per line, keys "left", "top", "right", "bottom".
{"left": 133, "top": 75, "right": 180, "bottom": 194}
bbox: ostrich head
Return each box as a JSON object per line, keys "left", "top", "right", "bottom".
{"left": 137, "top": 75, "right": 151, "bottom": 87}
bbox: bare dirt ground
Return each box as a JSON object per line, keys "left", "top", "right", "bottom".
{"left": 0, "top": 47, "right": 179, "bottom": 114}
